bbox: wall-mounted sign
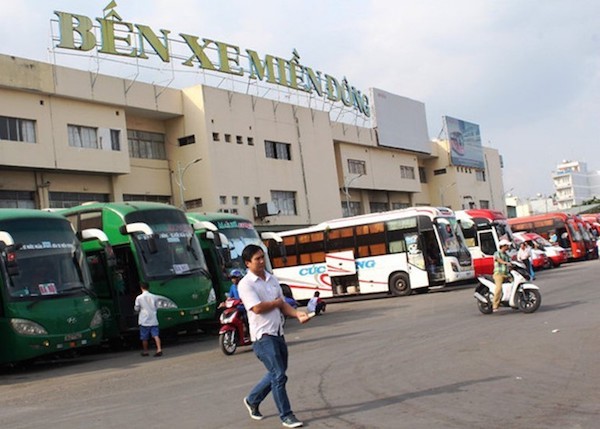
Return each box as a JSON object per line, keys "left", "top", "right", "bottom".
{"left": 53, "top": 2, "right": 370, "bottom": 117}
{"left": 443, "top": 116, "right": 484, "bottom": 169}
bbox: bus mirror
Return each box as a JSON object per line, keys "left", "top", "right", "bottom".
{"left": 120, "top": 222, "right": 154, "bottom": 236}
{"left": 147, "top": 236, "right": 159, "bottom": 254}
{"left": 0, "top": 231, "right": 15, "bottom": 247}
{"left": 261, "top": 232, "right": 283, "bottom": 243}
{"left": 218, "top": 233, "right": 230, "bottom": 248}
{"left": 204, "top": 231, "right": 215, "bottom": 240}
{"left": 81, "top": 228, "right": 109, "bottom": 243}
{"left": 192, "top": 221, "right": 218, "bottom": 232}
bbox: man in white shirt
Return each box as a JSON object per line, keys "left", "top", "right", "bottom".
{"left": 134, "top": 283, "right": 163, "bottom": 357}
{"left": 238, "top": 244, "right": 309, "bottom": 428}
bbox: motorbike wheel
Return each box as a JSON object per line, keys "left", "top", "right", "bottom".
{"left": 517, "top": 289, "right": 542, "bottom": 313}
{"left": 477, "top": 295, "right": 493, "bottom": 314}
{"left": 219, "top": 331, "right": 237, "bottom": 355}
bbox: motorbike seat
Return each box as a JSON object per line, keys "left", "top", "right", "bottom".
{"left": 481, "top": 274, "right": 494, "bottom": 282}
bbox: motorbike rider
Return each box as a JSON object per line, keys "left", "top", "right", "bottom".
{"left": 493, "top": 239, "right": 512, "bottom": 312}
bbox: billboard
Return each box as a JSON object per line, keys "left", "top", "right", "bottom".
{"left": 370, "top": 88, "right": 431, "bottom": 154}
{"left": 443, "top": 116, "right": 485, "bottom": 169}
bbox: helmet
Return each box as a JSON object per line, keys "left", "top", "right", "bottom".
{"left": 498, "top": 239, "right": 511, "bottom": 247}
{"left": 230, "top": 269, "right": 244, "bottom": 278}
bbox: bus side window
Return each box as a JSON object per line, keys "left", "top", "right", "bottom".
{"left": 326, "top": 227, "right": 355, "bottom": 254}
{"left": 479, "top": 231, "right": 496, "bottom": 256}
{"left": 356, "top": 222, "right": 386, "bottom": 256}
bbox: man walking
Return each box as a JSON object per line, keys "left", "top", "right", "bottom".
{"left": 237, "top": 244, "right": 309, "bottom": 428}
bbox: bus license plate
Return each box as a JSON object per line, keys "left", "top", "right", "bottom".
{"left": 64, "top": 333, "right": 82, "bottom": 341}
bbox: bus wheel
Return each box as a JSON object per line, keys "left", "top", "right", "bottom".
{"left": 389, "top": 273, "right": 411, "bottom": 296}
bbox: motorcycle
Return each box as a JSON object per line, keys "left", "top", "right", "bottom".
{"left": 474, "top": 261, "right": 542, "bottom": 314}
{"left": 219, "top": 298, "right": 251, "bottom": 355}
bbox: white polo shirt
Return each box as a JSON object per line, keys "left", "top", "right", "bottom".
{"left": 238, "top": 270, "right": 285, "bottom": 342}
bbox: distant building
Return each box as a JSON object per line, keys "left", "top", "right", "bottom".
{"left": 552, "top": 160, "right": 600, "bottom": 209}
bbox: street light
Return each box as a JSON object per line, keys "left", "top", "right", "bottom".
{"left": 174, "top": 158, "right": 201, "bottom": 211}
{"left": 342, "top": 173, "right": 363, "bottom": 216}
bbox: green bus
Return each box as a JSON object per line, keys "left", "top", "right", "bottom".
{"left": 186, "top": 213, "right": 274, "bottom": 303}
{"left": 0, "top": 209, "right": 103, "bottom": 365}
{"left": 59, "top": 202, "right": 216, "bottom": 340}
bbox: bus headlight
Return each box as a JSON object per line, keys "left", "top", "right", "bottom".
{"left": 155, "top": 296, "right": 178, "bottom": 309}
{"left": 207, "top": 288, "right": 216, "bottom": 304}
{"left": 89, "top": 310, "right": 103, "bottom": 329}
{"left": 10, "top": 318, "right": 48, "bottom": 336}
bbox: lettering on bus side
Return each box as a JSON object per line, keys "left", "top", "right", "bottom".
{"left": 298, "top": 260, "right": 376, "bottom": 276}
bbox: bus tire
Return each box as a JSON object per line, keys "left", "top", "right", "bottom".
{"left": 389, "top": 272, "right": 411, "bottom": 296}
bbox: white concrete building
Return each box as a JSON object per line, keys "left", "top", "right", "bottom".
{"left": 553, "top": 160, "right": 600, "bottom": 209}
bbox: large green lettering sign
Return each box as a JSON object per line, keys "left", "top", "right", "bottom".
{"left": 54, "top": 2, "right": 370, "bottom": 117}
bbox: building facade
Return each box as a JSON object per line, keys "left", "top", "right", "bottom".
{"left": 552, "top": 160, "right": 600, "bottom": 209}
{"left": 0, "top": 54, "right": 506, "bottom": 229}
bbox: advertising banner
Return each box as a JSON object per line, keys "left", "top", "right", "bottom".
{"left": 443, "top": 116, "right": 484, "bottom": 169}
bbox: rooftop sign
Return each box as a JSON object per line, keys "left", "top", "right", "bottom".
{"left": 53, "top": 2, "right": 370, "bottom": 117}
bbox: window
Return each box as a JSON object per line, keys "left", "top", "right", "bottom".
{"left": 271, "top": 191, "right": 297, "bottom": 215}
{"left": 418, "top": 167, "right": 427, "bottom": 183}
{"left": 348, "top": 159, "right": 366, "bottom": 175}
{"left": 212, "top": 132, "right": 220, "bottom": 141}
{"left": 400, "top": 165, "right": 415, "bottom": 180}
{"left": 243, "top": 196, "right": 250, "bottom": 205}
{"left": 0, "top": 116, "right": 36, "bottom": 143}
{"left": 476, "top": 170, "right": 486, "bottom": 182}
{"left": 480, "top": 200, "right": 490, "bottom": 209}
{"left": 342, "top": 201, "right": 362, "bottom": 217}
{"left": 434, "top": 168, "right": 447, "bottom": 176}
{"left": 232, "top": 196, "right": 238, "bottom": 205}
{"left": 127, "top": 130, "right": 166, "bottom": 160}
{"left": 220, "top": 196, "right": 227, "bottom": 205}
{"left": 186, "top": 198, "right": 203, "bottom": 209}
{"left": 49, "top": 192, "right": 109, "bottom": 209}
{"left": 265, "top": 141, "right": 291, "bottom": 160}
{"left": 356, "top": 222, "right": 386, "bottom": 257}
{"left": 225, "top": 134, "right": 232, "bottom": 143}
{"left": 391, "top": 202, "right": 410, "bottom": 210}
{"left": 236, "top": 135, "right": 243, "bottom": 144}
{"left": 68, "top": 125, "right": 98, "bottom": 149}
{"left": 178, "top": 135, "right": 196, "bottom": 146}
{"left": 123, "top": 194, "right": 171, "bottom": 204}
{"left": 110, "top": 129, "right": 121, "bottom": 151}
{"left": 369, "top": 202, "right": 388, "bottom": 213}
{"left": 0, "top": 190, "right": 35, "bottom": 208}
{"left": 247, "top": 137, "right": 254, "bottom": 146}
{"left": 254, "top": 197, "right": 261, "bottom": 205}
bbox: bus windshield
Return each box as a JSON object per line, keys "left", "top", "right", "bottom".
{"left": 125, "top": 209, "right": 208, "bottom": 280}
{"left": 435, "top": 217, "right": 471, "bottom": 260}
{"left": 2, "top": 219, "right": 92, "bottom": 299}
{"left": 213, "top": 219, "right": 273, "bottom": 272}
{"left": 493, "top": 222, "right": 513, "bottom": 242}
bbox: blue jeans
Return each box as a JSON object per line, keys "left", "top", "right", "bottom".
{"left": 248, "top": 335, "right": 293, "bottom": 420}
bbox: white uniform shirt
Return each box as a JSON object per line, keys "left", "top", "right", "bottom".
{"left": 238, "top": 270, "right": 285, "bottom": 342}
{"left": 134, "top": 290, "right": 160, "bottom": 327}
{"left": 517, "top": 246, "right": 532, "bottom": 261}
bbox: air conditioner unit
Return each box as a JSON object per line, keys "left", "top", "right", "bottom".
{"left": 255, "top": 202, "right": 279, "bottom": 218}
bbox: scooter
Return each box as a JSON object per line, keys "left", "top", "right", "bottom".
{"left": 474, "top": 261, "right": 541, "bottom": 314}
{"left": 218, "top": 298, "right": 251, "bottom": 355}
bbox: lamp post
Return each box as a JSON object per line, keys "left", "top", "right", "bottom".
{"left": 343, "top": 173, "right": 363, "bottom": 217}
{"left": 175, "top": 158, "right": 201, "bottom": 211}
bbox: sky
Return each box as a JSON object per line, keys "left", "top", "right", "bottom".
{"left": 2, "top": 0, "right": 600, "bottom": 199}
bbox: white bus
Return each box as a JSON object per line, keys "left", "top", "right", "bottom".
{"left": 263, "top": 207, "right": 474, "bottom": 301}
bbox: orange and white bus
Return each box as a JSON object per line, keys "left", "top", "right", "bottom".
{"left": 508, "top": 212, "right": 586, "bottom": 261}
{"left": 455, "top": 209, "right": 514, "bottom": 276}
{"left": 263, "top": 207, "right": 474, "bottom": 301}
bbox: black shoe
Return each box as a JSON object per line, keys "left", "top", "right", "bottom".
{"left": 243, "top": 397, "right": 263, "bottom": 420}
{"left": 282, "top": 414, "right": 303, "bottom": 428}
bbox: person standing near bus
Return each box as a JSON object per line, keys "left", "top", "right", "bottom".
{"left": 517, "top": 242, "right": 535, "bottom": 280}
{"left": 493, "top": 239, "right": 512, "bottom": 312}
{"left": 134, "top": 283, "right": 163, "bottom": 357}
{"left": 238, "top": 244, "right": 309, "bottom": 428}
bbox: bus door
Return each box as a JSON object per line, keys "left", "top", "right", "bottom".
{"left": 325, "top": 250, "right": 359, "bottom": 296}
{"left": 476, "top": 229, "right": 497, "bottom": 274}
{"left": 113, "top": 245, "right": 140, "bottom": 332}
{"left": 421, "top": 231, "right": 444, "bottom": 284}
{"left": 403, "top": 231, "right": 429, "bottom": 288}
